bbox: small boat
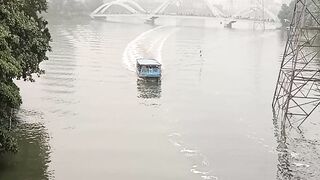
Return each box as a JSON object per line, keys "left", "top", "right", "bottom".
{"left": 136, "top": 58, "right": 162, "bottom": 78}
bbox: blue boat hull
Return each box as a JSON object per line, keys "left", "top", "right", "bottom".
{"left": 137, "top": 71, "right": 161, "bottom": 78}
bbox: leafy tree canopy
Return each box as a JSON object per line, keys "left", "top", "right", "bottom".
{"left": 278, "top": 2, "right": 295, "bottom": 27}
{"left": 0, "top": 0, "right": 51, "bottom": 154}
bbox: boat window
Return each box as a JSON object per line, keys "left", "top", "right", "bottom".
{"left": 141, "top": 66, "right": 148, "bottom": 72}
{"left": 150, "top": 67, "right": 160, "bottom": 73}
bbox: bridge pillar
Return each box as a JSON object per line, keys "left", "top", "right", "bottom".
{"left": 224, "top": 20, "right": 237, "bottom": 28}
{"left": 144, "top": 16, "right": 159, "bottom": 25}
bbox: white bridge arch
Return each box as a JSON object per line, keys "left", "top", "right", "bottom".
{"left": 91, "top": 0, "right": 227, "bottom": 18}
{"left": 152, "top": 0, "right": 226, "bottom": 17}
{"left": 233, "top": 1, "right": 278, "bottom": 21}
{"left": 91, "top": 0, "right": 147, "bottom": 18}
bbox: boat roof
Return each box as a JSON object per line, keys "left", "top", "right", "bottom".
{"left": 137, "top": 59, "right": 161, "bottom": 66}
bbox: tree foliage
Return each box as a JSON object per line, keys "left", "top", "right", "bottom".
{"left": 278, "top": 1, "right": 320, "bottom": 28}
{"left": 0, "top": 0, "right": 51, "bottom": 154}
{"left": 278, "top": 2, "right": 295, "bottom": 27}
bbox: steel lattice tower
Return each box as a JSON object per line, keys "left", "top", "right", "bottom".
{"left": 272, "top": 0, "right": 320, "bottom": 132}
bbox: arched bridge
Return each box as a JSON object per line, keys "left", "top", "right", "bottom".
{"left": 91, "top": 0, "right": 227, "bottom": 18}
{"left": 151, "top": 0, "right": 226, "bottom": 17}
{"left": 90, "top": 0, "right": 147, "bottom": 17}
{"left": 233, "top": 0, "right": 278, "bottom": 21}
{"left": 90, "top": 0, "right": 280, "bottom": 29}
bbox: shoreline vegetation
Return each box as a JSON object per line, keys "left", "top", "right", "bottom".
{"left": 278, "top": 1, "right": 294, "bottom": 28}
{"left": 0, "top": 0, "right": 51, "bottom": 154}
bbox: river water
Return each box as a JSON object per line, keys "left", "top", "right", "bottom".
{"left": 1, "top": 20, "right": 320, "bottom": 180}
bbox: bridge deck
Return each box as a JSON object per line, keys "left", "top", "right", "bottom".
{"left": 91, "top": 13, "right": 274, "bottom": 23}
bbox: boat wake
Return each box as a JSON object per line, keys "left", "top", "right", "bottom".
{"left": 168, "top": 133, "right": 219, "bottom": 180}
{"left": 123, "top": 26, "right": 178, "bottom": 72}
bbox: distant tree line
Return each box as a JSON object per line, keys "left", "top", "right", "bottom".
{"left": 278, "top": 2, "right": 295, "bottom": 27}
{"left": 47, "top": 0, "right": 103, "bottom": 17}
{"left": 278, "top": 1, "right": 320, "bottom": 28}
{"left": 0, "top": 0, "right": 51, "bottom": 154}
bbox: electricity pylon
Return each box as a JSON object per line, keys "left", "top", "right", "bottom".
{"left": 272, "top": 0, "right": 320, "bottom": 134}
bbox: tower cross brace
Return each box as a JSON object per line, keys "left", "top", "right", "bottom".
{"left": 272, "top": 0, "right": 320, "bottom": 133}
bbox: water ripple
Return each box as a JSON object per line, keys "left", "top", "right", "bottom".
{"left": 168, "top": 132, "right": 219, "bottom": 180}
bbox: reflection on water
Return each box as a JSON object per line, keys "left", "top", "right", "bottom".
{"left": 0, "top": 109, "right": 51, "bottom": 180}
{"left": 276, "top": 136, "right": 320, "bottom": 180}
{"left": 273, "top": 48, "right": 320, "bottom": 179}
{"left": 137, "top": 78, "right": 162, "bottom": 99}
{"left": 273, "top": 117, "right": 320, "bottom": 180}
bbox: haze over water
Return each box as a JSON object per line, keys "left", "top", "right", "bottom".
{"left": 1, "top": 19, "right": 320, "bottom": 180}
